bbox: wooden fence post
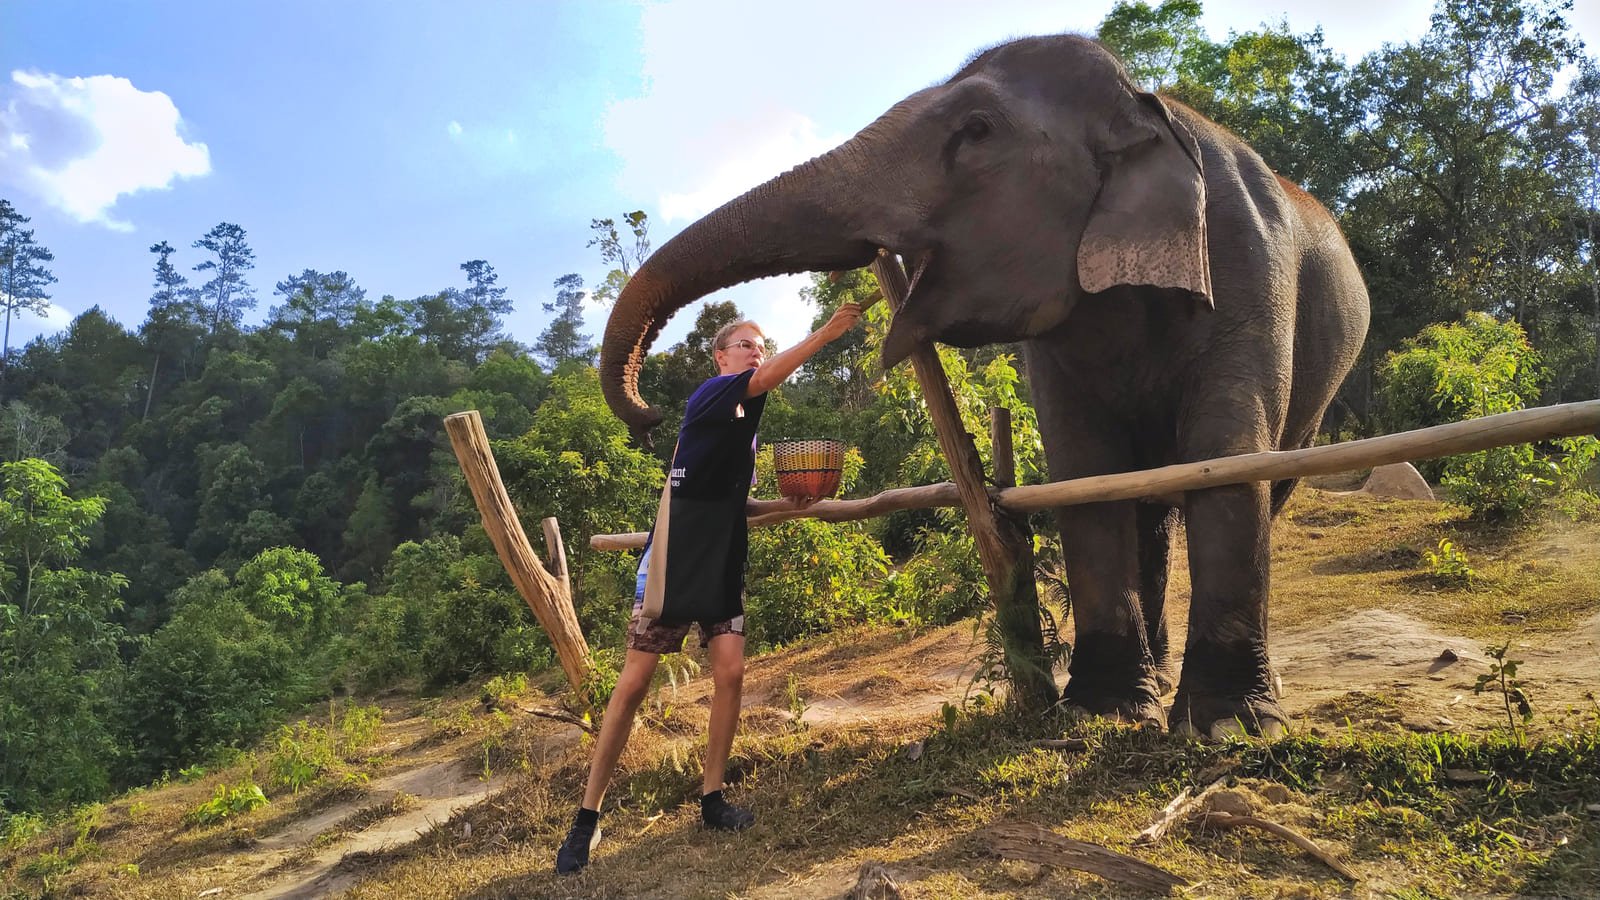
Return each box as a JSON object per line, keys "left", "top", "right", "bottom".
{"left": 444, "top": 411, "right": 592, "bottom": 699}
{"left": 870, "top": 251, "right": 1057, "bottom": 710}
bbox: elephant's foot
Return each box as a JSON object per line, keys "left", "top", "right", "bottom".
{"left": 1059, "top": 691, "right": 1167, "bottom": 728}
{"left": 1168, "top": 691, "right": 1287, "bottom": 740}
{"left": 1170, "top": 636, "right": 1285, "bottom": 738}
{"left": 1060, "top": 633, "right": 1166, "bottom": 727}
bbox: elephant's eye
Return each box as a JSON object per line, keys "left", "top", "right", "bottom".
{"left": 960, "top": 117, "right": 992, "bottom": 143}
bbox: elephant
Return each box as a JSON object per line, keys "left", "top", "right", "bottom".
{"left": 599, "top": 34, "right": 1370, "bottom": 737}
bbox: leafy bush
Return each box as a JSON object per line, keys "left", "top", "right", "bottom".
{"left": 1378, "top": 313, "right": 1588, "bottom": 520}
{"left": 265, "top": 703, "right": 382, "bottom": 794}
{"left": 123, "top": 584, "right": 302, "bottom": 780}
{"left": 745, "top": 518, "right": 893, "bottom": 649}
{"left": 186, "top": 779, "right": 268, "bottom": 825}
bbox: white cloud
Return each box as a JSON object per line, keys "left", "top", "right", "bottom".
{"left": 0, "top": 71, "right": 210, "bottom": 230}
{"left": 4, "top": 300, "right": 75, "bottom": 348}
{"left": 448, "top": 120, "right": 463, "bottom": 137}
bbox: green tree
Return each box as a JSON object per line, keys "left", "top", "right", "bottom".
{"left": 535, "top": 273, "right": 593, "bottom": 368}
{"left": 1378, "top": 312, "right": 1581, "bottom": 518}
{"left": 587, "top": 210, "right": 651, "bottom": 307}
{"left": 1096, "top": 0, "right": 1207, "bottom": 91}
{"left": 0, "top": 199, "right": 58, "bottom": 397}
{"left": 1343, "top": 0, "right": 1587, "bottom": 409}
{"left": 192, "top": 222, "right": 257, "bottom": 334}
{"left": 268, "top": 269, "right": 366, "bottom": 360}
{"left": 0, "top": 459, "right": 127, "bottom": 814}
{"left": 141, "top": 240, "right": 204, "bottom": 419}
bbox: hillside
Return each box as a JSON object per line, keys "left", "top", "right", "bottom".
{"left": 4, "top": 487, "right": 1598, "bottom": 899}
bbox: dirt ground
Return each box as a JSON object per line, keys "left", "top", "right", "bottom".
{"left": 7, "top": 488, "right": 1598, "bottom": 898}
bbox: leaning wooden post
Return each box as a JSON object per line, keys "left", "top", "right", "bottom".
{"left": 444, "top": 411, "right": 592, "bottom": 697}
{"left": 870, "top": 251, "right": 1056, "bottom": 710}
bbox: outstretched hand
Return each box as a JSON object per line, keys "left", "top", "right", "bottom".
{"left": 823, "top": 302, "right": 863, "bottom": 340}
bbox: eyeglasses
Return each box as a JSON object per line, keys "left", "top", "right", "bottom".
{"left": 720, "top": 339, "right": 762, "bottom": 352}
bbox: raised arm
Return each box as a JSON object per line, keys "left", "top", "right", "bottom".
{"left": 746, "top": 302, "right": 862, "bottom": 398}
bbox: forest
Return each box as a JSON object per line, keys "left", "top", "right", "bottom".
{"left": 2, "top": 0, "right": 1598, "bottom": 833}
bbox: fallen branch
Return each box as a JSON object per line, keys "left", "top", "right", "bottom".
{"left": 1133, "top": 777, "right": 1228, "bottom": 847}
{"left": 1198, "top": 811, "right": 1358, "bottom": 882}
{"left": 513, "top": 703, "right": 594, "bottom": 734}
{"left": 1029, "top": 738, "right": 1090, "bottom": 752}
{"left": 986, "top": 821, "right": 1189, "bottom": 894}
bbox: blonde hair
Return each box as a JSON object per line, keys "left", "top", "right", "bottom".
{"left": 712, "top": 320, "right": 766, "bottom": 353}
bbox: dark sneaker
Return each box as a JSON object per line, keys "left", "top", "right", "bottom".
{"left": 555, "top": 824, "right": 600, "bottom": 874}
{"left": 702, "top": 797, "right": 755, "bottom": 831}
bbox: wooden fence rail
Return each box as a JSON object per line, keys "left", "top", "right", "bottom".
{"left": 590, "top": 399, "right": 1600, "bottom": 550}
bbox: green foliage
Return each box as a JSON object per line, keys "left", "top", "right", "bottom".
{"left": 121, "top": 547, "right": 352, "bottom": 781}
{"left": 745, "top": 516, "right": 893, "bottom": 648}
{"left": 1424, "top": 538, "right": 1478, "bottom": 587}
{"left": 1475, "top": 642, "right": 1534, "bottom": 743}
{"left": 495, "top": 367, "right": 661, "bottom": 646}
{"left": 1379, "top": 313, "right": 1585, "bottom": 519}
{"left": 265, "top": 703, "right": 381, "bottom": 794}
{"left": 0, "top": 459, "right": 127, "bottom": 816}
{"left": 185, "top": 778, "right": 268, "bottom": 826}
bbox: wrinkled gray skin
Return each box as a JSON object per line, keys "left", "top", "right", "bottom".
{"left": 600, "top": 35, "right": 1369, "bottom": 737}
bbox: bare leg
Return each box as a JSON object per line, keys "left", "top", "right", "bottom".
{"left": 702, "top": 633, "right": 745, "bottom": 795}
{"left": 581, "top": 649, "right": 661, "bottom": 810}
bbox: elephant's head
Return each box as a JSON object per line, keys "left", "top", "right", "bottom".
{"left": 601, "top": 34, "right": 1212, "bottom": 437}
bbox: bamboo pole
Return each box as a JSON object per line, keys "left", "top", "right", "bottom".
{"left": 590, "top": 399, "right": 1600, "bottom": 548}
{"left": 444, "top": 410, "right": 592, "bottom": 696}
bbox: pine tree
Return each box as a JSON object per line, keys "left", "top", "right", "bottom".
{"left": 192, "top": 222, "right": 257, "bottom": 334}
{"left": 535, "top": 273, "right": 592, "bottom": 367}
{"left": 0, "top": 199, "right": 58, "bottom": 397}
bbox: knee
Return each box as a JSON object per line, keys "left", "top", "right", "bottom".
{"left": 611, "top": 669, "right": 654, "bottom": 707}
{"left": 712, "top": 660, "right": 744, "bottom": 694}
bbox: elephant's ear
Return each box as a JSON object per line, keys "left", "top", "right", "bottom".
{"left": 1078, "top": 91, "right": 1213, "bottom": 307}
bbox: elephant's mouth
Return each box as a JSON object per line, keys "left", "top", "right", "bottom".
{"left": 879, "top": 250, "right": 935, "bottom": 369}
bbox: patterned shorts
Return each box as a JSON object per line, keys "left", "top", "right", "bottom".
{"left": 626, "top": 613, "right": 745, "bottom": 655}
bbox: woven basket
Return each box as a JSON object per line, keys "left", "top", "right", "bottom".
{"left": 771, "top": 439, "right": 846, "bottom": 500}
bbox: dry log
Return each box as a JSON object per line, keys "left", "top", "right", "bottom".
{"left": 589, "top": 399, "right": 1600, "bottom": 549}
{"left": 1133, "top": 777, "right": 1229, "bottom": 846}
{"left": 1198, "top": 811, "right": 1359, "bottom": 882}
{"left": 444, "top": 411, "right": 592, "bottom": 696}
{"left": 986, "top": 821, "right": 1189, "bottom": 894}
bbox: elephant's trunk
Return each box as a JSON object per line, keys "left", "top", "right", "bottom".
{"left": 600, "top": 137, "right": 897, "bottom": 439}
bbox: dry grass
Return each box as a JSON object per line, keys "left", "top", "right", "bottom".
{"left": 4, "top": 489, "right": 1599, "bottom": 899}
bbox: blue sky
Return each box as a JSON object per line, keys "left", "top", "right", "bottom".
{"left": 3, "top": 0, "right": 1596, "bottom": 355}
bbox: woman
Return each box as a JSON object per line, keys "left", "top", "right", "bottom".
{"left": 557, "top": 303, "right": 862, "bottom": 875}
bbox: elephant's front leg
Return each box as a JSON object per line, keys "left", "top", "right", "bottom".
{"left": 1171, "top": 482, "right": 1286, "bottom": 738}
{"left": 1057, "top": 500, "right": 1166, "bottom": 726}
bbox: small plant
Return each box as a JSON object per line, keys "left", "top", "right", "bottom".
{"left": 186, "top": 779, "right": 269, "bottom": 826}
{"left": 127, "top": 800, "right": 151, "bottom": 823}
{"left": 1474, "top": 642, "right": 1533, "bottom": 743}
{"left": 115, "top": 863, "right": 140, "bottom": 878}
{"left": 2, "top": 812, "right": 46, "bottom": 850}
{"left": 785, "top": 673, "right": 809, "bottom": 730}
{"left": 1424, "top": 538, "right": 1477, "bottom": 587}
{"left": 177, "top": 764, "right": 208, "bottom": 782}
{"left": 481, "top": 672, "right": 529, "bottom": 706}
